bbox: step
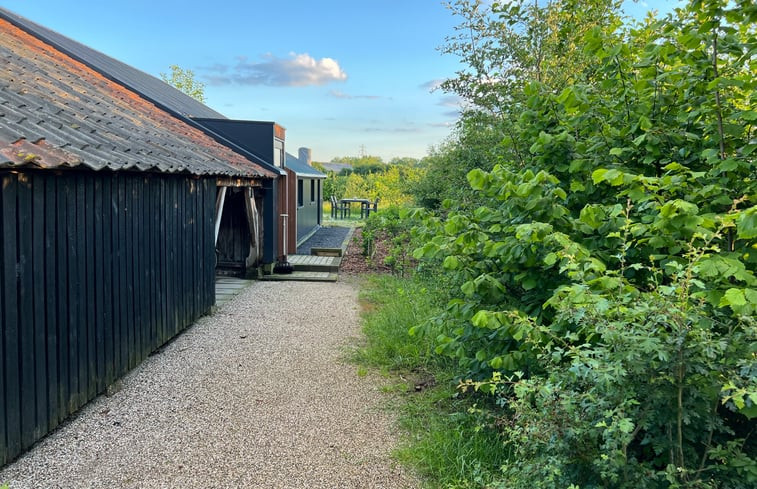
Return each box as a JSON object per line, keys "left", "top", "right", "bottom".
{"left": 311, "top": 247, "right": 343, "bottom": 257}
{"left": 287, "top": 254, "right": 341, "bottom": 273}
{"left": 260, "top": 271, "right": 339, "bottom": 282}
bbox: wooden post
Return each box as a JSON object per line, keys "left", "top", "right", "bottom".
{"left": 244, "top": 187, "right": 261, "bottom": 266}
{"left": 214, "top": 186, "right": 227, "bottom": 246}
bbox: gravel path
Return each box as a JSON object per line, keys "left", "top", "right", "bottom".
{"left": 0, "top": 281, "right": 419, "bottom": 489}
{"left": 296, "top": 226, "right": 351, "bottom": 255}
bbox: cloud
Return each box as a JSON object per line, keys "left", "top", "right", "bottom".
{"left": 420, "top": 79, "right": 445, "bottom": 91}
{"left": 329, "top": 90, "right": 382, "bottom": 100}
{"left": 203, "top": 53, "right": 347, "bottom": 87}
{"left": 429, "top": 122, "right": 455, "bottom": 128}
{"left": 438, "top": 95, "right": 462, "bottom": 108}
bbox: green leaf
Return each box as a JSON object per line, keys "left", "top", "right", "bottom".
{"left": 720, "top": 288, "right": 746, "bottom": 307}
{"left": 443, "top": 256, "right": 460, "bottom": 269}
{"left": 701, "top": 148, "right": 719, "bottom": 161}
{"left": 639, "top": 115, "right": 652, "bottom": 131}
{"left": 461, "top": 280, "right": 476, "bottom": 297}
{"left": 522, "top": 277, "right": 537, "bottom": 290}
{"left": 467, "top": 168, "right": 487, "bottom": 190}
{"left": 618, "top": 418, "right": 634, "bottom": 434}
{"left": 609, "top": 147, "right": 624, "bottom": 156}
{"left": 592, "top": 168, "right": 608, "bottom": 184}
{"left": 737, "top": 207, "right": 757, "bottom": 239}
{"left": 570, "top": 180, "right": 586, "bottom": 192}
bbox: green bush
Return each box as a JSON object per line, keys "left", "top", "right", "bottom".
{"left": 408, "top": 0, "right": 756, "bottom": 486}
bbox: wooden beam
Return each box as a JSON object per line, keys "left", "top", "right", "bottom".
{"left": 214, "top": 186, "right": 227, "bottom": 246}
{"left": 244, "top": 187, "right": 261, "bottom": 265}
{"left": 215, "top": 177, "right": 263, "bottom": 188}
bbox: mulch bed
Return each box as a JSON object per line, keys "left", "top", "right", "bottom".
{"left": 340, "top": 227, "right": 393, "bottom": 275}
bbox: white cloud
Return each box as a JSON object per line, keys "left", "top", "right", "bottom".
{"left": 203, "top": 53, "right": 347, "bottom": 87}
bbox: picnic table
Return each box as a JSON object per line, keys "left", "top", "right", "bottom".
{"left": 337, "top": 197, "right": 379, "bottom": 218}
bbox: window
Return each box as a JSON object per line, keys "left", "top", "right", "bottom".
{"left": 297, "top": 179, "right": 303, "bottom": 207}
{"left": 310, "top": 180, "right": 315, "bottom": 202}
{"left": 274, "top": 139, "right": 284, "bottom": 167}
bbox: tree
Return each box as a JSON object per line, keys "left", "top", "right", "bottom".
{"left": 160, "top": 65, "right": 206, "bottom": 103}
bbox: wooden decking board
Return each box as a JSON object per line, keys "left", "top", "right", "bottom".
{"left": 287, "top": 254, "right": 341, "bottom": 273}
{"left": 261, "top": 271, "right": 338, "bottom": 282}
{"left": 214, "top": 277, "right": 254, "bottom": 307}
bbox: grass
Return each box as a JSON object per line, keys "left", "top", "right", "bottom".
{"left": 354, "top": 274, "right": 439, "bottom": 372}
{"left": 395, "top": 385, "right": 508, "bottom": 489}
{"left": 353, "top": 273, "right": 507, "bottom": 488}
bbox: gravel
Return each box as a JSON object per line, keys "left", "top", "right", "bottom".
{"left": 296, "top": 226, "right": 351, "bottom": 255}
{"left": 0, "top": 280, "right": 419, "bottom": 489}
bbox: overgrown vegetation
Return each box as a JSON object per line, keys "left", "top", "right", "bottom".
{"left": 356, "top": 0, "right": 756, "bottom": 487}
{"left": 320, "top": 155, "right": 425, "bottom": 210}
{"left": 356, "top": 274, "right": 508, "bottom": 488}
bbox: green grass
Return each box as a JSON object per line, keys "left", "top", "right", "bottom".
{"left": 353, "top": 274, "right": 440, "bottom": 371}
{"left": 396, "top": 385, "right": 509, "bottom": 489}
{"left": 354, "top": 273, "right": 507, "bottom": 488}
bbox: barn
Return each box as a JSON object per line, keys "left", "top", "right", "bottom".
{"left": 0, "top": 8, "right": 289, "bottom": 275}
{"left": 0, "top": 16, "right": 274, "bottom": 465}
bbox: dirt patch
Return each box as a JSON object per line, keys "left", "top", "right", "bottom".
{"left": 340, "top": 227, "right": 393, "bottom": 275}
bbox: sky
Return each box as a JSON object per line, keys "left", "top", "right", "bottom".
{"left": 2, "top": 1, "right": 681, "bottom": 162}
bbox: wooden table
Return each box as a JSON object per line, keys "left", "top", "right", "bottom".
{"left": 339, "top": 198, "right": 371, "bottom": 218}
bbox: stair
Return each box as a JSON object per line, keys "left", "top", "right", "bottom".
{"left": 260, "top": 254, "right": 341, "bottom": 282}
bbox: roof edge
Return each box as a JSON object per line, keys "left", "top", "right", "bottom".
{"left": 0, "top": 8, "right": 284, "bottom": 178}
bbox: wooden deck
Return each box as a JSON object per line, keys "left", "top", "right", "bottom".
{"left": 215, "top": 277, "right": 255, "bottom": 307}
{"left": 260, "top": 270, "right": 338, "bottom": 282}
{"left": 287, "top": 254, "right": 341, "bottom": 272}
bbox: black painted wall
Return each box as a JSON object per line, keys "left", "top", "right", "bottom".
{"left": 0, "top": 169, "right": 216, "bottom": 466}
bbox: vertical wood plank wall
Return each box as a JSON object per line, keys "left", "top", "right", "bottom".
{"left": 0, "top": 169, "right": 216, "bottom": 466}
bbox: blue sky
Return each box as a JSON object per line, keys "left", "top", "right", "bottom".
{"left": 2, "top": 1, "right": 680, "bottom": 162}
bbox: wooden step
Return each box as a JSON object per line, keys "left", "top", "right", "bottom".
{"left": 260, "top": 271, "right": 338, "bottom": 282}
{"left": 287, "top": 254, "right": 341, "bottom": 273}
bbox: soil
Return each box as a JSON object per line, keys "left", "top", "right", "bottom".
{"left": 340, "top": 227, "right": 393, "bottom": 275}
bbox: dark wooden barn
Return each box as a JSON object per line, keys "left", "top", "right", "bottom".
{"left": 0, "top": 18, "right": 274, "bottom": 465}
{"left": 0, "top": 8, "right": 288, "bottom": 275}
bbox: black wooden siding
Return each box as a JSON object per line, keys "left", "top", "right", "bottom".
{"left": 0, "top": 169, "right": 216, "bottom": 465}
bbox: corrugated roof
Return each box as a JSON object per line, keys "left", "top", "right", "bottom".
{"left": 285, "top": 152, "right": 326, "bottom": 178}
{"left": 0, "top": 19, "right": 274, "bottom": 177}
{"left": 0, "top": 8, "right": 225, "bottom": 120}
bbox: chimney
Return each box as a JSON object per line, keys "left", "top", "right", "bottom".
{"left": 298, "top": 147, "right": 312, "bottom": 167}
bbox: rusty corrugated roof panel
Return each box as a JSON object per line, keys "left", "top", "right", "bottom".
{"left": 0, "top": 19, "right": 275, "bottom": 178}
{"left": 0, "top": 137, "right": 81, "bottom": 169}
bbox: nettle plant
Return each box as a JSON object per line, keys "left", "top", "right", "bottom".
{"left": 413, "top": 0, "right": 756, "bottom": 486}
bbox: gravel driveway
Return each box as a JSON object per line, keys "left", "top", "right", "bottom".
{"left": 0, "top": 280, "right": 419, "bottom": 489}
